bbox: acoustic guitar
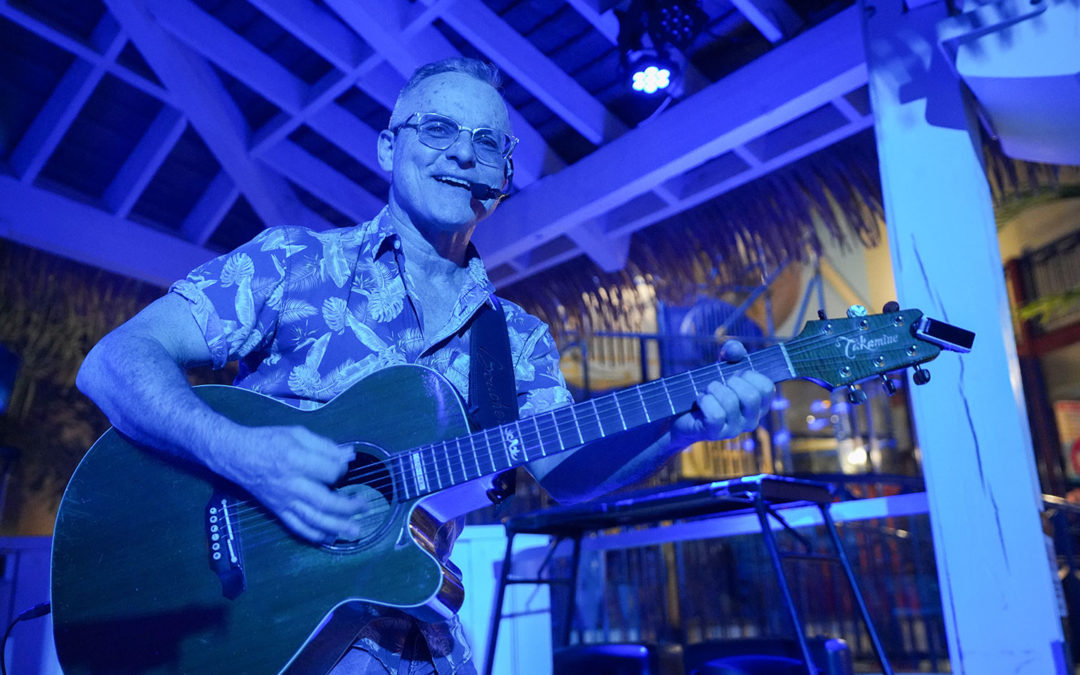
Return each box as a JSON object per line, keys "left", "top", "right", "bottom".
{"left": 50, "top": 307, "right": 972, "bottom": 673}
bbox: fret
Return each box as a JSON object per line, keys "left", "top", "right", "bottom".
{"left": 444, "top": 441, "right": 456, "bottom": 486}
{"left": 571, "top": 407, "right": 585, "bottom": 444}
{"left": 660, "top": 379, "right": 677, "bottom": 415}
{"left": 615, "top": 389, "right": 649, "bottom": 428}
{"left": 466, "top": 436, "right": 481, "bottom": 480}
{"left": 536, "top": 411, "right": 563, "bottom": 454}
{"left": 522, "top": 416, "right": 543, "bottom": 457}
{"left": 777, "top": 344, "right": 795, "bottom": 378}
{"left": 427, "top": 446, "right": 442, "bottom": 491}
{"left": 611, "top": 395, "right": 628, "bottom": 431}
{"left": 495, "top": 427, "right": 515, "bottom": 469}
{"left": 552, "top": 407, "right": 577, "bottom": 450}
{"left": 635, "top": 386, "right": 651, "bottom": 424}
{"left": 410, "top": 451, "right": 428, "bottom": 493}
{"left": 639, "top": 380, "right": 673, "bottom": 421}
{"left": 687, "top": 370, "right": 704, "bottom": 397}
{"left": 595, "top": 396, "right": 622, "bottom": 437}
{"left": 575, "top": 400, "right": 603, "bottom": 444}
{"left": 394, "top": 456, "right": 411, "bottom": 501}
{"left": 481, "top": 429, "right": 497, "bottom": 475}
{"left": 508, "top": 421, "right": 532, "bottom": 462}
{"left": 529, "top": 416, "right": 548, "bottom": 457}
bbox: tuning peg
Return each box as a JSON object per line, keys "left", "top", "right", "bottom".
{"left": 846, "top": 304, "right": 868, "bottom": 318}
{"left": 880, "top": 375, "right": 897, "bottom": 396}
{"left": 913, "top": 365, "right": 931, "bottom": 385}
{"left": 817, "top": 309, "right": 828, "bottom": 320}
{"left": 882, "top": 300, "right": 900, "bottom": 313}
{"left": 847, "top": 385, "right": 868, "bottom": 404}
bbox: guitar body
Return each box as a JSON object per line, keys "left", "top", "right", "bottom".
{"left": 51, "top": 365, "right": 469, "bottom": 674}
{"left": 51, "top": 307, "right": 970, "bottom": 674}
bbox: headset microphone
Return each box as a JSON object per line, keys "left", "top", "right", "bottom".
{"left": 469, "top": 182, "right": 504, "bottom": 201}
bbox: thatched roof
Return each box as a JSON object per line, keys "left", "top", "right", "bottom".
{"left": 503, "top": 129, "right": 1080, "bottom": 334}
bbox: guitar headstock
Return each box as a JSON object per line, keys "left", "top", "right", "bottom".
{"left": 787, "top": 306, "right": 974, "bottom": 391}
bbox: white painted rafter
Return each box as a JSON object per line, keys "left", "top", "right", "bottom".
{"left": 0, "top": 0, "right": 173, "bottom": 104}
{"left": 181, "top": 171, "right": 238, "bottom": 246}
{"left": 10, "top": 14, "right": 127, "bottom": 182}
{"left": 728, "top": 0, "right": 803, "bottom": 43}
{"left": 104, "top": 0, "right": 331, "bottom": 234}
{"left": 146, "top": 0, "right": 384, "bottom": 196}
{"left": 103, "top": 106, "right": 187, "bottom": 217}
{"left": 474, "top": 6, "right": 868, "bottom": 272}
{"left": 0, "top": 175, "right": 214, "bottom": 287}
{"left": 429, "top": 0, "right": 627, "bottom": 145}
{"left": 322, "top": 0, "right": 563, "bottom": 187}
{"left": 259, "top": 140, "right": 384, "bottom": 222}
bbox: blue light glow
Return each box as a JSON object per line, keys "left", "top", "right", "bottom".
{"left": 632, "top": 66, "right": 671, "bottom": 94}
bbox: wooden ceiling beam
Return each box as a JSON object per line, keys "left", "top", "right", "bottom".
{"left": 0, "top": 174, "right": 214, "bottom": 288}
{"left": 473, "top": 6, "right": 867, "bottom": 273}
{"left": 322, "top": 0, "right": 563, "bottom": 187}
{"left": 431, "top": 0, "right": 627, "bottom": 144}
{"left": 105, "top": 0, "right": 331, "bottom": 233}
{"left": 9, "top": 14, "right": 126, "bottom": 183}
{"left": 103, "top": 106, "right": 187, "bottom": 218}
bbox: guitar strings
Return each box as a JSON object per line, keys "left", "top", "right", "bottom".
{"left": 225, "top": 322, "right": 909, "bottom": 543}
{"left": 226, "top": 321, "right": 889, "bottom": 534}
{"left": 227, "top": 321, "right": 883, "bottom": 536}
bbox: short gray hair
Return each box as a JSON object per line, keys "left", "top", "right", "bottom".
{"left": 389, "top": 58, "right": 503, "bottom": 129}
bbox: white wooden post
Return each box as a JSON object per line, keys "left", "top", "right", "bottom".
{"left": 861, "top": 1, "right": 1067, "bottom": 673}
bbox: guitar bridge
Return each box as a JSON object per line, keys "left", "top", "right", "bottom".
{"left": 206, "top": 492, "right": 246, "bottom": 599}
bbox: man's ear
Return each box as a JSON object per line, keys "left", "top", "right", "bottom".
{"left": 502, "top": 157, "right": 514, "bottom": 190}
{"left": 377, "top": 129, "right": 395, "bottom": 172}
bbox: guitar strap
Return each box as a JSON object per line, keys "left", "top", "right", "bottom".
{"left": 468, "top": 295, "right": 518, "bottom": 504}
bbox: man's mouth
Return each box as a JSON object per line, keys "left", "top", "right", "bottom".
{"left": 433, "top": 175, "right": 471, "bottom": 190}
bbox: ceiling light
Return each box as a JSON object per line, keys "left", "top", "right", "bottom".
{"left": 629, "top": 52, "right": 677, "bottom": 94}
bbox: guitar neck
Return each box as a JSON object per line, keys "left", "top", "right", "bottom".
{"left": 394, "top": 344, "right": 795, "bottom": 500}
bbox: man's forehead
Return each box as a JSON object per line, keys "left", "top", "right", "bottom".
{"left": 401, "top": 72, "right": 510, "bottom": 129}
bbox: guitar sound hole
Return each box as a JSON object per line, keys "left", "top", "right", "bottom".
{"left": 325, "top": 446, "right": 396, "bottom": 551}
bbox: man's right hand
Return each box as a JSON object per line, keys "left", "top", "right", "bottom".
{"left": 207, "top": 425, "right": 369, "bottom": 544}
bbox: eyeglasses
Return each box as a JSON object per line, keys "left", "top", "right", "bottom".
{"left": 393, "top": 113, "right": 518, "bottom": 167}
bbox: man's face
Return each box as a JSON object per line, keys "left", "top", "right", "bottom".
{"left": 379, "top": 72, "right": 511, "bottom": 236}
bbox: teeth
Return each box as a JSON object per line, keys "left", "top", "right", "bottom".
{"left": 435, "top": 176, "right": 470, "bottom": 188}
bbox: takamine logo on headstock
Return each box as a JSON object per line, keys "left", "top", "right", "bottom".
{"left": 787, "top": 302, "right": 974, "bottom": 399}
{"left": 836, "top": 332, "right": 901, "bottom": 360}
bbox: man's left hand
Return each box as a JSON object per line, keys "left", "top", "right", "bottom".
{"left": 669, "top": 340, "right": 775, "bottom": 447}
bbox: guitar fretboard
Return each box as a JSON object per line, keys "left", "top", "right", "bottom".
{"left": 391, "top": 345, "right": 794, "bottom": 501}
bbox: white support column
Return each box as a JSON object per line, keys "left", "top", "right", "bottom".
{"left": 862, "top": 1, "right": 1065, "bottom": 673}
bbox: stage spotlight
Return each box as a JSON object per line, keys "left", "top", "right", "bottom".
{"left": 618, "top": 0, "right": 708, "bottom": 96}
{"left": 629, "top": 52, "right": 677, "bottom": 94}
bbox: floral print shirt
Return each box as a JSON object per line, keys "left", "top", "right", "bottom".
{"left": 169, "top": 207, "right": 573, "bottom": 674}
{"left": 170, "top": 208, "right": 572, "bottom": 416}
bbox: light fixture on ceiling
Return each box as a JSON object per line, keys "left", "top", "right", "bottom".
{"left": 629, "top": 51, "right": 678, "bottom": 94}
{"left": 618, "top": 0, "right": 708, "bottom": 96}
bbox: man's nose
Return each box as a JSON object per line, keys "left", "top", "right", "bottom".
{"left": 445, "top": 130, "right": 476, "bottom": 163}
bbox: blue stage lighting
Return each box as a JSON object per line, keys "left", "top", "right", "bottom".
{"left": 628, "top": 53, "right": 678, "bottom": 95}
{"left": 632, "top": 65, "right": 671, "bottom": 93}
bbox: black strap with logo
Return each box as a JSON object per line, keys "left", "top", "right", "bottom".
{"left": 468, "top": 297, "right": 518, "bottom": 504}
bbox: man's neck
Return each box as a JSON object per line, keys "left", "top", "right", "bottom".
{"left": 385, "top": 202, "right": 473, "bottom": 269}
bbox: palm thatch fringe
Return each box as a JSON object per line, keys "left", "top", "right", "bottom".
{"left": 503, "top": 130, "right": 1080, "bottom": 342}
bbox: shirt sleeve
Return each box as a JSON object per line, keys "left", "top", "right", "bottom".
{"left": 169, "top": 226, "right": 293, "bottom": 369}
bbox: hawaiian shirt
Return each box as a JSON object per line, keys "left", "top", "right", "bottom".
{"left": 170, "top": 207, "right": 572, "bottom": 415}
{"left": 170, "top": 207, "right": 573, "bottom": 674}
